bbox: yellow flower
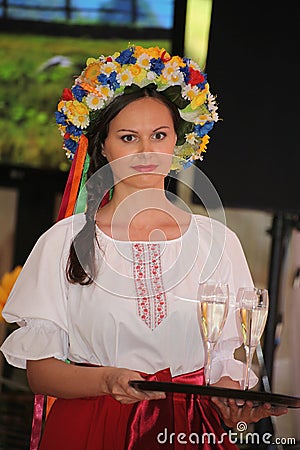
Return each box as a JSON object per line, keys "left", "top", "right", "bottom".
{"left": 197, "top": 135, "right": 210, "bottom": 155}
{"left": 86, "top": 57, "right": 97, "bottom": 66}
{"left": 84, "top": 61, "right": 102, "bottom": 82}
{"left": 57, "top": 100, "right": 65, "bottom": 112}
{"left": 170, "top": 56, "right": 185, "bottom": 67}
{"left": 111, "top": 51, "right": 121, "bottom": 59}
{"left": 130, "top": 64, "right": 142, "bottom": 77}
{"left": 133, "top": 46, "right": 146, "bottom": 57}
{"left": 147, "top": 46, "right": 164, "bottom": 59}
{"left": 0, "top": 266, "right": 22, "bottom": 320}
{"left": 191, "top": 92, "right": 207, "bottom": 110}
{"left": 65, "top": 100, "right": 90, "bottom": 129}
{"left": 132, "top": 68, "right": 147, "bottom": 85}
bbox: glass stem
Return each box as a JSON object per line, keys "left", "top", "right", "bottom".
{"left": 244, "top": 345, "right": 255, "bottom": 390}
{"left": 205, "top": 341, "right": 213, "bottom": 385}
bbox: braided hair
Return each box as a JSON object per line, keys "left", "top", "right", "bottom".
{"left": 66, "top": 87, "right": 181, "bottom": 285}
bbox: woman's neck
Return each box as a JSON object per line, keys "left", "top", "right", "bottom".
{"left": 96, "top": 187, "right": 191, "bottom": 241}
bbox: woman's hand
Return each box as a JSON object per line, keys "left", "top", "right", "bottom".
{"left": 211, "top": 397, "right": 288, "bottom": 428}
{"left": 210, "top": 376, "right": 288, "bottom": 427}
{"left": 102, "top": 367, "right": 166, "bottom": 404}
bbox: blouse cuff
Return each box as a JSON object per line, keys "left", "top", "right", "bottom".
{"left": 0, "top": 318, "right": 68, "bottom": 369}
{"left": 210, "top": 354, "right": 258, "bottom": 388}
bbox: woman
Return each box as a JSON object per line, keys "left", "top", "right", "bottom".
{"left": 1, "top": 45, "right": 287, "bottom": 449}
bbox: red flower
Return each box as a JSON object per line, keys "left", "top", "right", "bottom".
{"left": 64, "top": 132, "right": 71, "bottom": 139}
{"left": 189, "top": 68, "right": 205, "bottom": 86}
{"left": 62, "top": 88, "right": 73, "bottom": 101}
{"left": 106, "top": 57, "right": 113, "bottom": 62}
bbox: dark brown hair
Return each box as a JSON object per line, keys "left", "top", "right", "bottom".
{"left": 66, "top": 87, "right": 181, "bottom": 285}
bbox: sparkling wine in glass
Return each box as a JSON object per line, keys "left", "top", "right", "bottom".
{"left": 197, "top": 282, "right": 229, "bottom": 385}
{"left": 238, "top": 287, "right": 269, "bottom": 390}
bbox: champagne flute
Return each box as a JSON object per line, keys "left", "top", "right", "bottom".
{"left": 197, "top": 282, "right": 229, "bottom": 385}
{"left": 237, "top": 287, "right": 269, "bottom": 390}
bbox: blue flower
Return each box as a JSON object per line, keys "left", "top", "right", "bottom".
{"left": 180, "top": 65, "right": 190, "bottom": 83}
{"left": 183, "top": 160, "right": 194, "bottom": 169}
{"left": 196, "top": 73, "right": 207, "bottom": 90}
{"left": 150, "top": 58, "right": 164, "bottom": 75}
{"left": 66, "top": 124, "right": 82, "bottom": 137}
{"left": 72, "top": 85, "right": 87, "bottom": 101}
{"left": 115, "top": 48, "right": 137, "bottom": 65}
{"left": 194, "top": 122, "right": 214, "bottom": 137}
{"left": 55, "top": 111, "right": 67, "bottom": 125}
{"left": 97, "top": 73, "right": 109, "bottom": 85}
{"left": 64, "top": 138, "right": 78, "bottom": 153}
{"left": 108, "top": 72, "right": 120, "bottom": 90}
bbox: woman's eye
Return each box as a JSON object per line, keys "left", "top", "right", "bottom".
{"left": 121, "top": 135, "right": 136, "bottom": 143}
{"left": 152, "top": 132, "right": 166, "bottom": 140}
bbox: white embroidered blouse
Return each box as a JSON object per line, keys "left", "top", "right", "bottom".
{"left": 0, "top": 213, "right": 257, "bottom": 386}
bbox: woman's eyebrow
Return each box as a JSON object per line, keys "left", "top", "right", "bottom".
{"left": 116, "top": 128, "right": 138, "bottom": 133}
{"left": 116, "top": 126, "right": 170, "bottom": 133}
{"left": 153, "top": 126, "right": 170, "bottom": 132}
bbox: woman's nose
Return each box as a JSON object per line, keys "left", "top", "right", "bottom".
{"left": 137, "top": 138, "right": 152, "bottom": 153}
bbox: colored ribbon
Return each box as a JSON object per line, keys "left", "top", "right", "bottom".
{"left": 29, "top": 394, "right": 45, "bottom": 450}
{"left": 126, "top": 368, "right": 238, "bottom": 450}
{"left": 57, "top": 135, "right": 89, "bottom": 220}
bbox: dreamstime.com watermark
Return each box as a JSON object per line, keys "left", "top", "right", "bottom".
{"left": 156, "top": 422, "right": 296, "bottom": 446}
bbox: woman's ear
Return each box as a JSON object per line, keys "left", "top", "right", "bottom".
{"left": 101, "top": 145, "right": 107, "bottom": 158}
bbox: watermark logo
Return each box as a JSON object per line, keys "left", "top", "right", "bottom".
{"left": 157, "top": 424, "right": 296, "bottom": 446}
{"left": 236, "top": 421, "right": 247, "bottom": 432}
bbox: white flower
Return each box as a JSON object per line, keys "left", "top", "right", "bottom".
{"left": 72, "top": 114, "right": 90, "bottom": 129}
{"left": 96, "top": 85, "right": 114, "bottom": 100}
{"left": 181, "top": 84, "right": 199, "bottom": 100}
{"left": 170, "top": 71, "right": 184, "bottom": 85}
{"left": 162, "top": 67, "right": 184, "bottom": 85}
{"left": 137, "top": 53, "right": 151, "bottom": 70}
{"left": 207, "top": 93, "right": 218, "bottom": 113}
{"left": 211, "top": 111, "right": 219, "bottom": 121}
{"left": 100, "top": 61, "right": 119, "bottom": 76}
{"left": 85, "top": 93, "right": 105, "bottom": 110}
{"left": 187, "top": 60, "right": 201, "bottom": 72}
{"left": 185, "top": 132, "right": 199, "bottom": 145}
{"left": 117, "top": 69, "right": 134, "bottom": 86}
{"left": 163, "top": 60, "right": 180, "bottom": 72}
{"left": 192, "top": 153, "right": 203, "bottom": 161}
{"left": 65, "top": 149, "right": 74, "bottom": 159}
{"left": 147, "top": 71, "right": 157, "bottom": 81}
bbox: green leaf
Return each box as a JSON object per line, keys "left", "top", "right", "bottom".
{"left": 161, "top": 85, "right": 189, "bottom": 110}
{"left": 176, "top": 119, "right": 193, "bottom": 145}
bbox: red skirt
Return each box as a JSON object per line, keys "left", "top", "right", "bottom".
{"left": 38, "top": 368, "right": 238, "bottom": 450}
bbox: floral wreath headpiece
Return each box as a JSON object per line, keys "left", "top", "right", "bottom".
{"left": 55, "top": 44, "right": 219, "bottom": 172}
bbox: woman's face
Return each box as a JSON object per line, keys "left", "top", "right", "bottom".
{"left": 102, "top": 97, "right": 177, "bottom": 186}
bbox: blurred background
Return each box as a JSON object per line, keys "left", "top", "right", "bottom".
{"left": 0, "top": 0, "right": 300, "bottom": 448}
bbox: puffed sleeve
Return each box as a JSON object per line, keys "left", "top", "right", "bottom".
{"left": 0, "top": 216, "right": 79, "bottom": 369}
{"left": 209, "top": 226, "right": 258, "bottom": 388}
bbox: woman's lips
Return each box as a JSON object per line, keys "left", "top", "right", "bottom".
{"left": 131, "top": 164, "right": 159, "bottom": 173}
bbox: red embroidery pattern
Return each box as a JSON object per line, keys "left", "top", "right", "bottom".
{"left": 132, "top": 243, "right": 167, "bottom": 330}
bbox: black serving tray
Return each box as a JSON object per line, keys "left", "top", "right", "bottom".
{"left": 129, "top": 381, "right": 300, "bottom": 408}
